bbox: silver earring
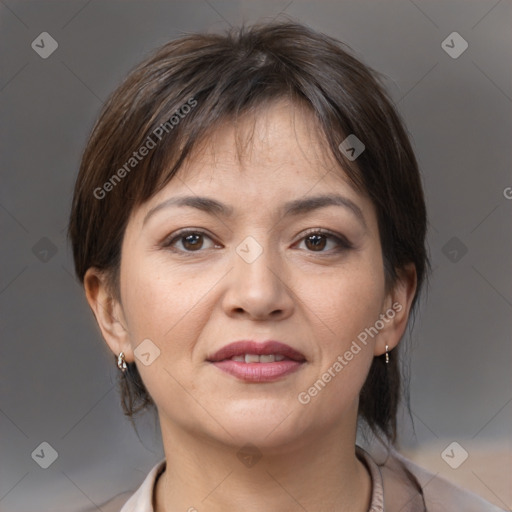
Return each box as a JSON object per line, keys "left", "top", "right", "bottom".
{"left": 117, "top": 351, "right": 127, "bottom": 372}
{"left": 385, "top": 345, "right": 390, "bottom": 364}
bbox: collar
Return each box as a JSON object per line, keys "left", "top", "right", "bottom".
{"left": 356, "top": 445, "right": 385, "bottom": 511}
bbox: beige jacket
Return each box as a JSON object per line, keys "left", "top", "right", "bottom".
{"left": 101, "top": 447, "right": 505, "bottom": 511}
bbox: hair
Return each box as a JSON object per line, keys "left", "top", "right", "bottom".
{"left": 68, "top": 21, "right": 429, "bottom": 444}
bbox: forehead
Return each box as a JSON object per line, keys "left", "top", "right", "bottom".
{"left": 175, "top": 99, "right": 343, "bottom": 185}
{"left": 134, "top": 99, "right": 372, "bottom": 224}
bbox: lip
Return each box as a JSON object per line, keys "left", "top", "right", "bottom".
{"left": 207, "top": 340, "right": 306, "bottom": 383}
{"left": 207, "top": 340, "right": 306, "bottom": 362}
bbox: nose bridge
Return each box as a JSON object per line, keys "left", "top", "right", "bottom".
{"left": 224, "top": 234, "right": 293, "bottom": 318}
{"left": 235, "top": 234, "right": 282, "bottom": 292}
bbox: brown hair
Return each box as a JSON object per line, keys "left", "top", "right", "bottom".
{"left": 68, "top": 21, "right": 429, "bottom": 443}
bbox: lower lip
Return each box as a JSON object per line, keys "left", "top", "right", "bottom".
{"left": 210, "top": 360, "right": 304, "bottom": 382}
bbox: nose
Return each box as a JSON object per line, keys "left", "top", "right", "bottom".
{"left": 221, "top": 240, "right": 295, "bottom": 321}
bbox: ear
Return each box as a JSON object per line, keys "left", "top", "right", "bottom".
{"left": 83, "top": 267, "right": 134, "bottom": 363}
{"left": 374, "top": 263, "right": 418, "bottom": 357}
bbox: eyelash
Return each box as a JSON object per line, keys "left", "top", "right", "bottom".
{"left": 162, "top": 228, "right": 353, "bottom": 255}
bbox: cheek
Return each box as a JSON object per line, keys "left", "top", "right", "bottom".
{"left": 295, "top": 251, "right": 385, "bottom": 406}
{"left": 118, "top": 257, "right": 212, "bottom": 404}
{"left": 120, "top": 253, "right": 196, "bottom": 338}
{"left": 119, "top": 254, "right": 225, "bottom": 381}
{"left": 303, "top": 253, "right": 386, "bottom": 347}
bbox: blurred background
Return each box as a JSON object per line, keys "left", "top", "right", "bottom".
{"left": 0, "top": 1, "right": 510, "bottom": 510}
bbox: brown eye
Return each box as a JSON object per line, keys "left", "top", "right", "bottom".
{"left": 182, "top": 233, "right": 204, "bottom": 251}
{"left": 164, "top": 230, "right": 217, "bottom": 252}
{"left": 296, "top": 230, "right": 352, "bottom": 253}
{"left": 304, "top": 234, "right": 327, "bottom": 251}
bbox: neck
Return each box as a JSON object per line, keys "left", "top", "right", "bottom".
{"left": 154, "top": 417, "right": 372, "bottom": 512}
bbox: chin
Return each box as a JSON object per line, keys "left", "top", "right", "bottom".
{"left": 212, "top": 399, "right": 310, "bottom": 449}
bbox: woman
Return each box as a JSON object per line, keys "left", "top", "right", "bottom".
{"left": 68, "top": 22, "right": 504, "bottom": 512}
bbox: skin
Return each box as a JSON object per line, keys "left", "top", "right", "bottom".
{"left": 85, "top": 99, "right": 417, "bottom": 512}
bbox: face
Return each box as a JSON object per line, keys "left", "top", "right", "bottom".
{"left": 88, "top": 100, "right": 413, "bottom": 451}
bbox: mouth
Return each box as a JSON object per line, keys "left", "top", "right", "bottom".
{"left": 207, "top": 340, "right": 306, "bottom": 382}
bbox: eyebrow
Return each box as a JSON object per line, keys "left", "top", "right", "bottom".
{"left": 143, "top": 193, "right": 366, "bottom": 228}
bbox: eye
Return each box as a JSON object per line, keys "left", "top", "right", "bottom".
{"left": 296, "top": 229, "right": 352, "bottom": 253}
{"left": 163, "top": 229, "right": 219, "bottom": 252}
{"left": 162, "top": 228, "right": 350, "bottom": 254}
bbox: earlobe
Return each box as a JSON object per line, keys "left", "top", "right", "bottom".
{"left": 83, "top": 268, "right": 133, "bottom": 362}
{"left": 374, "top": 263, "right": 418, "bottom": 357}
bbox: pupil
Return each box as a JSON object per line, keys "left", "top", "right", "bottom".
{"left": 306, "top": 234, "right": 326, "bottom": 251}
{"left": 184, "top": 234, "right": 202, "bottom": 250}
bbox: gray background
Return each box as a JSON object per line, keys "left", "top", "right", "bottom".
{"left": 0, "top": 1, "right": 510, "bottom": 510}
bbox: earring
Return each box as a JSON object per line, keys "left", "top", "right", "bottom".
{"left": 385, "top": 345, "right": 390, "bottom": 364}
{"left": 117, "top": 351, "right": 127, "bottom": 372}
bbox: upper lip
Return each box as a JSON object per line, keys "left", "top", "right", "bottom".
{"left": 207, "top": 340, "right": 306, "bottom": 362}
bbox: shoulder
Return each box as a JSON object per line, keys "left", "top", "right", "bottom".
{"left": 386, "top": 449, "right": 506, "bottom": 512}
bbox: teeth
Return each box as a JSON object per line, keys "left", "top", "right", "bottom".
{"left": 230, "top": 354, "right": 287, "bottom": 363}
